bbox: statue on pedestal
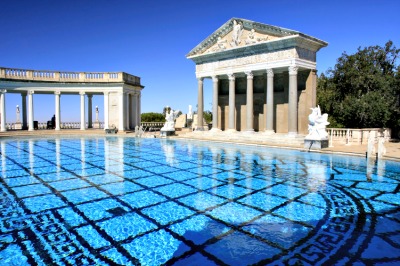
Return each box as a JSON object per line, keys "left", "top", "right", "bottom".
{"left": 160, "top": 108, "right": 180, "bottom": 137}
{"left": 306, "top": 105, "right": 330, "bottom": 140}
{"left": 304, "top": 106, "right": 330, "bottom": 149}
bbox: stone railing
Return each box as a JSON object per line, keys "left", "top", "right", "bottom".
{"left": 141, "top": 122, "right": 164, "bottom": 131}
{"left": 327, "top": 128, "right": 391, "bottom": 145}
{"left": 5, "top": 122, "right": 104, "bottom": 130}
{"left": 0, "top": 67, "right": 141, "bottom": 86}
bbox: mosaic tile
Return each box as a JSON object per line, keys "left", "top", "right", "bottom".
{"left": 85, "top": 174, "right": 124, "bottom": 185}
{"left": 100, "top": 248, "right": 135, "bottom": 266}
{"left": 209, "top": 184, "right": 251, "bottom": 200}
{"left": 120, "top": 190, "right": 167, "bottom": 209}
{"left": 123, "top": 229, "right": 190, "bottom": 265}
{"left": 143, "top": 201, "right": 195, "bottom": 225}
{"left": 205, "top": 231, "right": 281, "bottom": 265}
{"left": 98, "top": 212, "right": 157, "bottom": 241}
{"left": 3, "top": 176, "right": 39, "bottom": 187}
{"left": 12, "top": 184, "right": 51, "bottom": 198}
{"left": 76, "top": 225, "right": 110, "bottom": 249}
{"left": 78, "top": 199, "right": 128, "bottom": 221}
{"left": 239, "top": 192, "right": 287, "bottom": 211}
{"left": 100, "top": 181, "right": 143, "bottom": 195}
{"left": 178, "top": 192, "right": 226, "bottom": 211}
{"left": 236, "top": 178, "right": 275, "bottom": 190}
{"left": 135, "top": 175, "right": 174, "bottom": 187}
{"left": 242, "top": 214, "right": 311, "bottom": 249}
{"left": 154, "top": 183, "right": 197, "bottom": 198}
{"left": 62, "top": 187, "right": 108, "bottom": 204}
{"left": 268, "top": 184, "right": 308, "bottom": 199}
{"left": 207, "top": 202, "right": 262, "bottom": 225}
{"left": 163, "top": 170, "right": 198, "bottom": 181}
{"left": 57, "top": 207, "right": 86, "bottom": 227}
{"left": 169, "top": 214, "right": 229, "bottom": 245}
{"left": 273, "top": 201, "right": 325, "bottom": 227}
{"left": 37, "top": 171, "right": 76, "bottom": 182}
{"left": 22, "top": 194, "right": 66, "bottom": 213}
{"left": 48, "top": 178, "right": 91, "bottom": 191}
{"left": 172, "top": 252, "right": 218, "bottom": 266}
{"left": 183, "top": 177, "right": 223, "bottom": 190}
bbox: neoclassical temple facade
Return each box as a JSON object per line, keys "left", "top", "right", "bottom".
{"left": 0, "top": 67, "right": 144, "bottom": 132}
{"left": 187, "top": 18, "right": 327, "bottom": 135}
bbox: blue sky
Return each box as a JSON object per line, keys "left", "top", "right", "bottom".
{"left": 1, "top": 0, "right": 399, "bottom": 122}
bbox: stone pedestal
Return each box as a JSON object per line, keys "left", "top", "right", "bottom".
{"left": 93, "top": 122, "right": 101, "bottom": 129}
{"left": 160, "top": 130, "right": 175, "bottom": 137}
{"left": 304, "top": 139, "right": 329, "bottom": 150}
{"left": 14, "top": 122, "right": 22, "bottom": 130}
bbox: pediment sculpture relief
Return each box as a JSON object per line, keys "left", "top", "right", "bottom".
{"left": 206, "top": 21, "right": 272, "bottom": 54}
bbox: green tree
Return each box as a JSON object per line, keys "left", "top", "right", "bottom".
{"left": 141, "top": 112, "right": 165, "bottom": 122}
{"left": 203, "top": 110, "right": 212, "bottom": 124}
{"left": 317, "top": 41, "right": 400, "bottom": 129}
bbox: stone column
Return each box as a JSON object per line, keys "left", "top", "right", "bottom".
{"left": 228, "top": 74, "right": 236, "bottom": 131}
{"left": 196, "top": 77, "right": 204, "bottom": 131}
{"left": 245, "top": 71, "right": 254, "bottom": 132}
{"left": 118, "top": 91, "right": 125, "bottom": 131}
{"left": 211, "top": 76, "right": 220, "bottom": 131}
{"left": 137, "top": 92, "right": 141, "bottom": 126}
{"left": 87, "top": 94, "right": 93, "bottom": 128}
{"left": 80, "top": 92, "right": 86, "bottom": 130}
{"left": 288, "top": 66, "right": 298, "bottom": 136}
{"left": 265, "top": 69, "right": 275, "bottom": 134}
{"left": 104, "top": 92, "right": 109, "bottom": 129}
{"left": 0, "top": 90, "right": 7, "bottom": 132}
{"left": 125, "top": 93, "right": 130, "bottom": 130}
{"left": 131, "top": 93, "right": 137, "bottom": 128}
{"left": 28, "top": 90, "right": 34, "bottom": 131}
{"left": 54, "top": 91, "right": 61, "bottom": 131}
{"left": 22, "top": 93, "right": 27, "bottom": 130}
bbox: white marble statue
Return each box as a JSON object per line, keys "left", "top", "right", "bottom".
{"left": 187, "top": 105, "right": 193, "bottom": 120}
{"left": 367, "top": 132, "right": 376, "bottom": 158}
{"left": 306, "top": 105, "right": 330, "bottom": 140}
{"left": 231, "top": 20, "right": 243, "bottom": 47}
{"left": 161, "top": 109, "right": 180, "bottom": 131}
{"left": 377, "top": 136, "right": 386, "bottom": 158}
{"left": 16, "top": 105, "right": 20, "bottom": 123}
{"left": 95, "top": 106, "right": 99, "bottom": 122}
{"left": 245, "top": 29, "right": 257, "bottom": 45}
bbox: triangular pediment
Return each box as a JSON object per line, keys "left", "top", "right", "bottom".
{"left": 186, "top": 18, "right": 327, "bottom": 59}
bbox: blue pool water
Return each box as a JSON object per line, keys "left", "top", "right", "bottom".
{"left": 0, "top": 136, "right": 399, "bottom": 265}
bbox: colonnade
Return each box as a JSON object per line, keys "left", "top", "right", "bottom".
{"left": 0, "top": 90, "right": 141, "bottom": 132}
{"left": 196, "top": 65, "right": 300, "bottom": 135}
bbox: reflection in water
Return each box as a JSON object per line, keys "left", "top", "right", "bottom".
{"left": 1, "top": 141, "right": 6, "bottom": 172}
{"left": 161, "top": 140, "right": 176, "bottom": 166}
{"left": 366, "top": 157, "right": 374, "bottom": 182}
{"left": 376, "top": 159, "right": 385, "bottom": 181}
{"left": 305, "top": 158, "right": 328, "bottom": 192}
{"left": 56, "top": 138, "right": 61, "bottom": 173}
{"left": 29, "top": 139, "right": 34, "bottom": 171}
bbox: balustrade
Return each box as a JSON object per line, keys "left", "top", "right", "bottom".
{"left": 327, "top": 128, "right": 391, "bottom": 145}
{"left": 0, "top": 67, "right": 141, "bottom": 86}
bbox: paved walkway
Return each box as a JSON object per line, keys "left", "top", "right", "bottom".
{"left": 0, "top": 129, "right": 399, "bottom": 161}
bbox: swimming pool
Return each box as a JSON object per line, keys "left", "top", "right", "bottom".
{"left": 0, "top": 136, "right": 399, "bottom": 265}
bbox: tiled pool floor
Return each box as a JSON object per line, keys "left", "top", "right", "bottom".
{"left": 0, "top": 137, "right": 400, "bottom": 265}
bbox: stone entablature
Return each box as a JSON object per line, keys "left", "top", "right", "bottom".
{"left": 0, "top": 67, "right": 142, "bottom": 87}
{"left": 195, "top": 48, "right": 316, "bottom": 77}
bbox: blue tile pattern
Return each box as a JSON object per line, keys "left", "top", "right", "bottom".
{"left": 0, "top": 137, "right": 399, "bottom": 265}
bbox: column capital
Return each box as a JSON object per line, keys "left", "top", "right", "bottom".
{"left": 54, "top": 91, "right": 61, "bottom": 95}
{"left": 103, "top": 91, "right": 109, "bottom": 95}
{"left": 197, "top": 77, "right": 204, "bottom": 82}
{"left": 211, "top": 76, "right": 218, "bottom": 82}
{"left": 28, "top": 90, "right": 34, "bottom": 95}
{"left": 79, "top": 91, "right": 86, "bottom": 95}
{"left": 266, "top": 69, "right": 274, "bottom": 77}
{"left": 228, "top": 73, "right": 235, "bottom": 81}
{"left": 0, "top": 89, "right": 7, "bottom": 94}
{"left": 87, "top": 94, "right": 93, "bottom": 98}
{"left": 289, "top": 66, "right": 298, "bottom": 75}
{"left": 245, "top": 71, "right": 253, "bottom": 79}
